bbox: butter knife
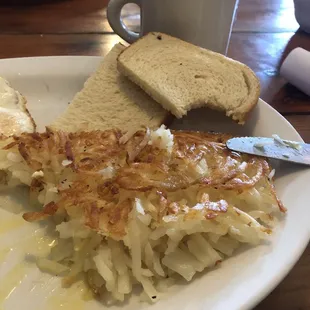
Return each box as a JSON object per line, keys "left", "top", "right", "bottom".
{"left": 226, "top": 136, "right": 310, "bottom": 166}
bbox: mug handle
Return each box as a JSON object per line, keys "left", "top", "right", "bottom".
{"left": 107, "top": 0, "right": 141, "bottom": 43}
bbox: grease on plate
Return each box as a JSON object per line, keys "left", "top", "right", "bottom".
{"left": 0, "top": 215, "right": 26, "bottom": 234}
{"left": 46, "top": 281, "right": 91, "bottom": 310}
{"left": 0, "top": 190, "right": 91, "bottom": 310}
{"left": 0, "top": 262, "right": 28, "bottom": 302}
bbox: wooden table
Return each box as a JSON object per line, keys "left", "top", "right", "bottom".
{"left": 0, "top": 0, "right": 309, "bottom": 309}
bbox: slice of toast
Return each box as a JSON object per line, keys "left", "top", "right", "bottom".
{"left": 50, "top": 43, "right": 171, "bottom": 133}
{"left": 117, "top": 32, "right": 260, "bottom": 124}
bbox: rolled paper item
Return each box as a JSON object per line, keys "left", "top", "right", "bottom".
{"left": 280, "top": 47, "right": 310, "bottom": 97}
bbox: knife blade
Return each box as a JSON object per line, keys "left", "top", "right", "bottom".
{"left": 226, "top": 137, "right": 310, "bottom": 166}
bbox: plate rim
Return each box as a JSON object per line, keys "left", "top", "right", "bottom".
{"left": 0, "top": 55, "right": 309, "bottom": 310}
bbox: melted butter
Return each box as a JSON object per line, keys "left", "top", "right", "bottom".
{"left": 0, "top": 207, "right": 88, "bottom": 309}
{"left": 0, "top": 262, "right": 27, "bottom": 302}
{"left": 0, "top": 235, "right": 56, "bottom": 309}
{"left": 28, "top": 234, "right": 55, "bottom": 257}
{"left": 0, "top": 215, "right": 26, "bottom": 234}
{"left": 0, "top": 194, "right": 24, "bottom": 214}
{"left": 0, "top": 227, "right": 55, "bottom": 292}
{"left": 0, "top": 247, "right": 11, "bottom": 262}
{"left": 47, "top": 281, "right": 90, "bottom": 310}
{"left": 0, "top": 223, "right": 55, "bottom": 259}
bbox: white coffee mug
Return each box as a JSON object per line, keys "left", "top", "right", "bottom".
{"left": 107, "top": 0, "right": 239, "bottom": 55}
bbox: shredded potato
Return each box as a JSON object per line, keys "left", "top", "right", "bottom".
{"left": 0, "top": 127, "right": 285, "bottom": 303}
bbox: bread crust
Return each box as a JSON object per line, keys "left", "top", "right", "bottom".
{"left": 118, "top": 32, "right": 260, "bottom": 125}
{"left": 50, "top": 43, "right": 170, "bottom": 132}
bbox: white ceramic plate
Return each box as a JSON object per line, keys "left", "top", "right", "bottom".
{"left": 0, "top": 56, "right": 309, "bottom": 310}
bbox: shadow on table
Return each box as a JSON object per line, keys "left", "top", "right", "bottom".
{"left": 255, "top": 244, "right": 310, "bottom": 310}
{"left": 278, "top": 28, "right": 310, "bottom": 68}
{"left": 272, "top": 83, "right": 310, "bottom": 114}
{"left": 270, "top": 29, "right": 310, "bottom": 113}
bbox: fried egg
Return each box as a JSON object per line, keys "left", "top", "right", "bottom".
{"left": 0, "top": 77, "right": 35, "bottom": 136}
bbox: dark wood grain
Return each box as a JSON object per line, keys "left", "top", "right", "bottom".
{"left": 229, "top": 31, "right": 310, "bottom": 74}
{"left": 285, "top": 115, "right": 310, "bottom": 142}
{"left": 234, "top": 0, "right": 299, "bottom": 32}
{"left": 0, "top": 0, "right": 110, "bottom": 34}
{"left": 0, "top": 0, "right": 65, "bottom": 5}
{"left": 0, "top": 0, "right": 299, "bottom": 34}
{"left": 228, "top": 31, "right": 310, "bottom": 114}
{"left": 0, "top": 34, "right": 126, "bottom": 58}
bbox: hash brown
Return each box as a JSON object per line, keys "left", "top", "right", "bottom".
{"left": 1, "top": 129, "right": 284, "bottom": 236}
{"left": 0, "top": 127, "right": 285, "bottom": 302}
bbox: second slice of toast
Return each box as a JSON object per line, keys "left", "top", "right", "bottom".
{"left": 50, "top": 43, "right": 171, "bottom": 132}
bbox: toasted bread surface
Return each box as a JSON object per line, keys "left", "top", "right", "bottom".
{"left": 118, "top": 32, "right": 260, "bottom": 124}
{"left": 50, "top": 43, "right": 171, "bottom": 132}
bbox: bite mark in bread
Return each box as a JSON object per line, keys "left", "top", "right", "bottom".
{"left": 117, "top": 32, "right": 260, "bottom": 124}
